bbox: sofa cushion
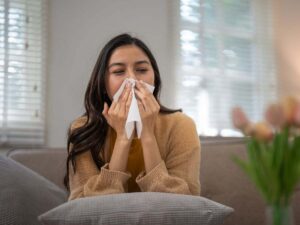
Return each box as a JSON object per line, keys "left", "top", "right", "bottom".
{"left": 38, "top": 192, "right": 233, "bottom": 225}
{"left": 0, "top": 156, "right": 67, "bottom": 225}
{"left": 7, "top": 148, "right": 67, "bottom": 190}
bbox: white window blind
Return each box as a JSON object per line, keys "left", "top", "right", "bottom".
{"left": 0, "top": 0, "right": 47, "bottom": 146}
{"left": 173, "top": 0, "right": 277, "bottom": 136}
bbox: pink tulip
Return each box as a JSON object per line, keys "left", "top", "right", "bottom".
{"left": 265, "top": 103, "right": 285, "bottom": 129}
{"left": 281, "top": 96, "right": 299, "bottom": 125}
{"left": 232, "top": 107, "right": 249, "bottom": 131}
{"left": 252, "top": 122, "right": 273, "bottom": 141}
{"left": 294, "top": 102, "right": 300, "bottom": 126}
{"left": 244, "top": 123, "right": 255, "bottom": 136}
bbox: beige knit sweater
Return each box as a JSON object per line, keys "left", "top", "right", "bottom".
{"left": 68, "top": 112, "right": 201, "bottom": 201}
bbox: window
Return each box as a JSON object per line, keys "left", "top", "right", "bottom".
{"left": 173, "top": 0, "right": 277, "bottom": 136}
{"left": 0, "top": 0, "right": 47, "bottom": 146}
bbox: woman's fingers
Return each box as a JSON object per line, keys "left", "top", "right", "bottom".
{"left": 135, "top": 81, "right": 155, "bottom": 107}
{"left": 125, "top": 91, "right": 133, "bottom": 114}
{"left": 102, "top": 102, "right": 111, "bottom": 124}
{"left": 119, "top": 83, "right": 132, "bottom": 115}
{"left": 119, "top": 82, "right": 130, "bottom": 101}
{"left": 106, "top": 79, "right": 158, "bottom": 121}
{"left": 102, "top": 102, "right": 108, "bottom": 116}
{"left": 110, "top": 99, "right": 117, "bottom": 111}
{"left": 137, "top": 99, "right": 146, "bottom": 114}
{"left": 134, "top": 88, "right": 148, "bottom": 111}
{"left": 112, "top": 84, "right": 127, "bottom": 113}
{"left": 135, "top": 87, "right": 158, "bottom": 113}
{"left": 135, "top": 80, "right": 150, "bottom": 95}
{"left": 121, "top": 83, "right": 131, "bottom": 104}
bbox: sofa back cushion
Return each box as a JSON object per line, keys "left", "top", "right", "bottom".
{"left": 7, "top": 148, "right": 67, "bottom": 190}
{"left": 200, "top": 141, "right": 266, "bottom": 225}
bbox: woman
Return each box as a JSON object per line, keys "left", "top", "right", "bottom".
{"left": 64, "top": 33, "right": 201, "bottom": 201}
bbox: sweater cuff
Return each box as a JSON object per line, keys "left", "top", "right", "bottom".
{"left": 100, "top": 163, "right": 132, "bottom": 185}
{"left": 135, "top": 160, "right": 167, "bottom": 191}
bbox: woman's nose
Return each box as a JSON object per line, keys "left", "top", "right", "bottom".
{"left": 127, "top": 69, "right": 137, "bottom": 80}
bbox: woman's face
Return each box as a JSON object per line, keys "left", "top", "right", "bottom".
{"left": 105, "top": 45, "right": 155, "bottom": 100}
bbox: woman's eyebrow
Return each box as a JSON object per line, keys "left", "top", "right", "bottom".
{"left": 135, "top": 60, "right": 149, "bottom": 65}
{"left": 108, "top": 60, "right": 149, "bottom": 69}
{"left": 108, "top": 62, "right": 125, "bottom": 69}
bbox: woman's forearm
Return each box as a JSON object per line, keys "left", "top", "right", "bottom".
{"left": 141, "top": 133, "right": 162, "bottom": 173}
{"left": 108, "top": 137, "right": 131, "bottom": 172}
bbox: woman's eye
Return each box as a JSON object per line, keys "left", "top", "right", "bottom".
{"left": 137, "top": 68, "right": 148, "bottom": 73}
{"left": 113, "top": 70, "right": 124, "bottom": 75}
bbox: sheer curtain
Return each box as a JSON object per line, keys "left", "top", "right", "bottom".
{"left": 172, "top": 0, "right": 277, "bottom": 136}
{"left": 0, "top": 0, "right": 47, "bottom": 146}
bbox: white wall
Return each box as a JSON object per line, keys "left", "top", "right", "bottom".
{"left": 46, "top": 0, "right": 174, "bottom": 147}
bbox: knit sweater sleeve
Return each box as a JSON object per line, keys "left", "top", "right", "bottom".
{"left": 136, "top": 114, "right": 201, "bottom": 196}
{"left": 67, "top": 118, "right": 131, "bottom": 201}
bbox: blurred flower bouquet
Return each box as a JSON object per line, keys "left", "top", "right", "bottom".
{"left": 231, "top": 96, "right": 300, "bottom": 225}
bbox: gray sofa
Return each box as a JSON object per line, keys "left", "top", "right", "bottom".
{"left": 7, "top": 139, "right": 300, "bottom": 225}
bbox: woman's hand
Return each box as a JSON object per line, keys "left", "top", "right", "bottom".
{"left": 134, "top": 80, "right": 160, "bottom": 139}
{"left": 102, "top": 82, "right": 134, "bottom": 141}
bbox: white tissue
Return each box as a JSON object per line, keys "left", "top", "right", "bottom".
{"left": 113, "top": 78, "right": 155, "bottom": 139}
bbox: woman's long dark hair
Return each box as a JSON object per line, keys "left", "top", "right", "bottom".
{"left": 64, "top": 33, "right": 181, "bottom": 191}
